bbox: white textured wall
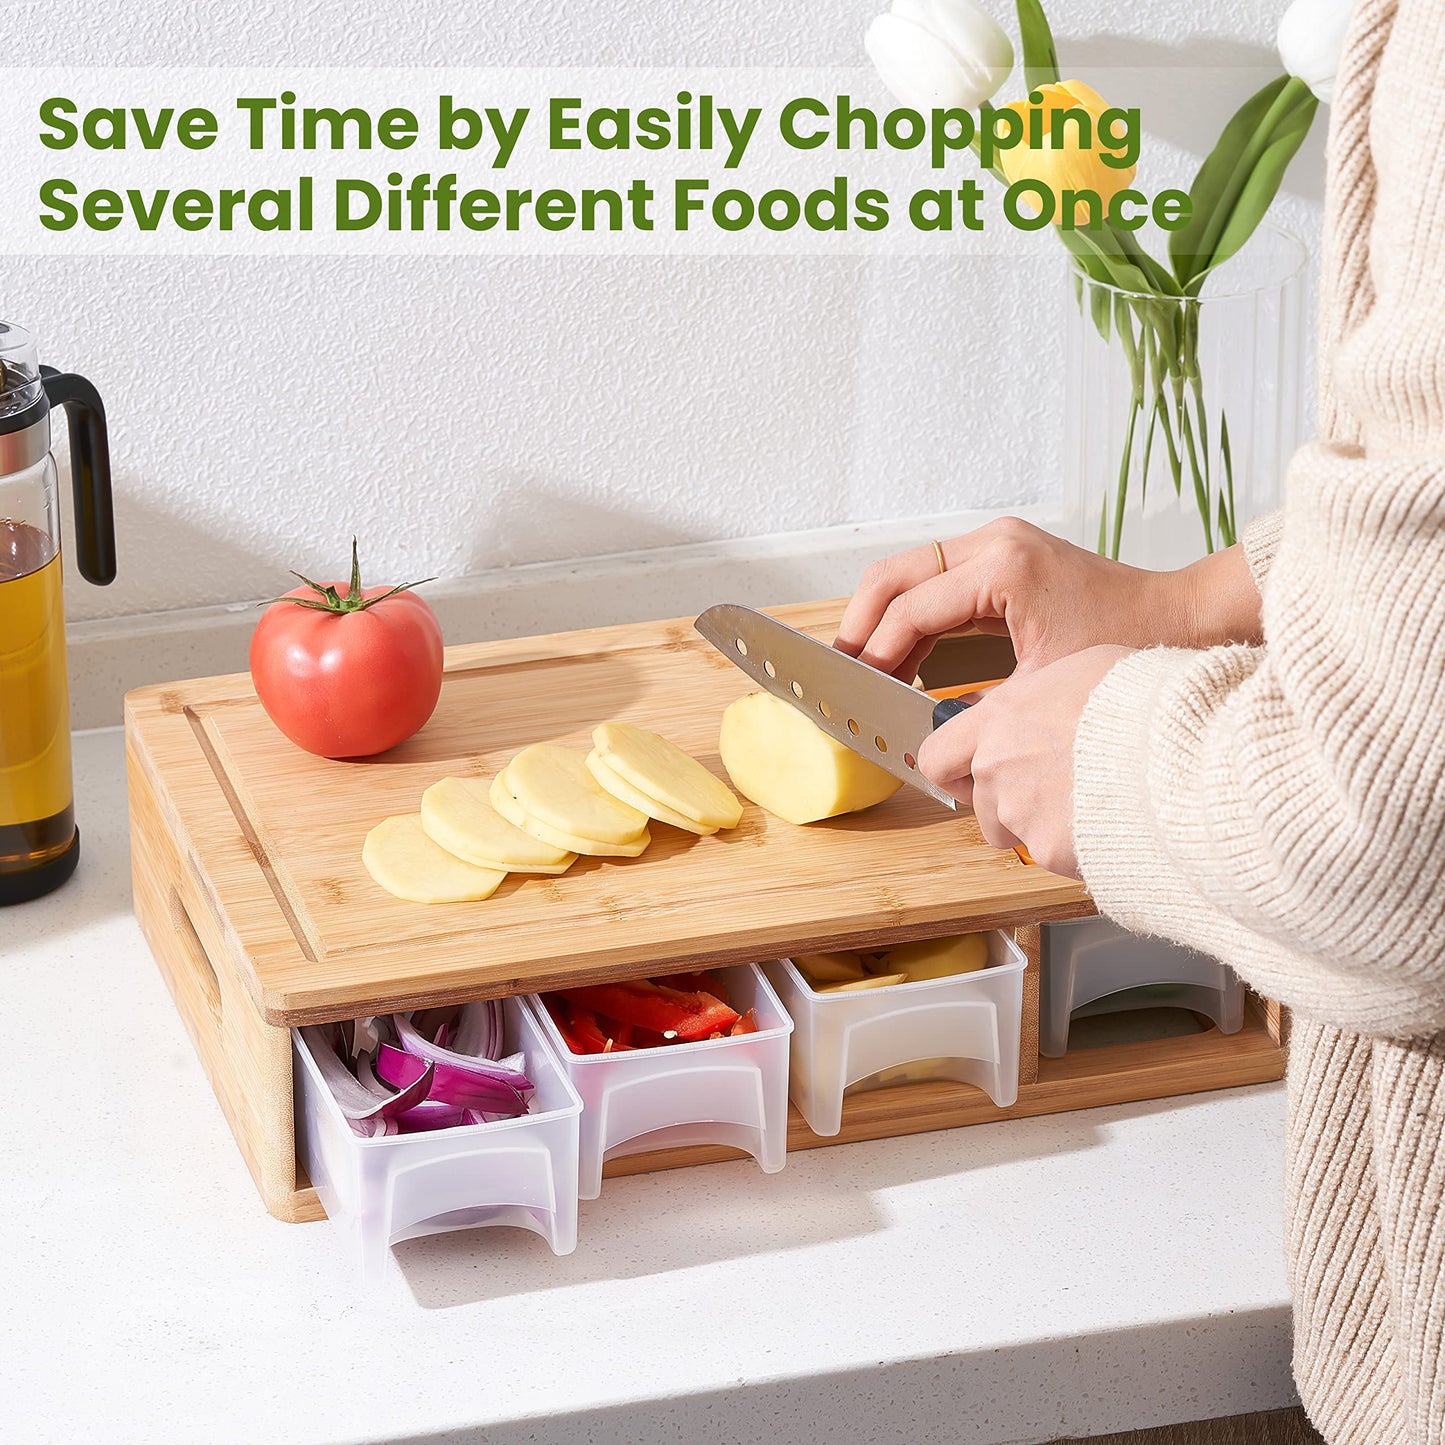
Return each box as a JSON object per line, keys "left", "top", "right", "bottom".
{"left": 5, "top": 1, "right": 1323, "bottom": 623}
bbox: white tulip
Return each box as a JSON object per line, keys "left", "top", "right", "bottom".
{"left": 1277, "top": 0, "right": 1353, "bottom": 104}
{"left": 865, "top": 0, "right": 1015, "bottom": 113}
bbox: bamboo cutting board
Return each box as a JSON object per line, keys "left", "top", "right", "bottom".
{"left": 126, "top": 600, "right": 1092, "bottom": 1027}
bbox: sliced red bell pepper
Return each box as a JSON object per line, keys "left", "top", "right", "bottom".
{"left": 541, "top": 995, "right": 576, "bottom": 1045}
{"left": 654, "top": 971, "right": 728, "bottom": 1004}
{"left": 543, "top": 997, "right": 613, "bottom": 1054}
{"left": 568, "top": 1001, "right": 613, "bottom": 1053}
{"left": 729, "top": 1008, "right": 760, "bottom": 1036}
{"left": 559, "top": 980, "right": 740, "bottom": 1041}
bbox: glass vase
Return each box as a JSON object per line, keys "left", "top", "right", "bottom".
{"left": 1063, "top": 224, "right": 1308, "bottom": 569}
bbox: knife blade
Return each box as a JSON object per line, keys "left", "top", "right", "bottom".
{"left": 694, "top": 604, "right": 972, "bottom": 811}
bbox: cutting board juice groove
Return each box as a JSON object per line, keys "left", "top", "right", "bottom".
{"left": 126, "top": 601, "right": 1285, "bottom": 1223}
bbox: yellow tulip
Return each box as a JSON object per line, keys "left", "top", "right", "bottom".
{"left": 998, "top": 80, "right": 1137, "bottom": 227}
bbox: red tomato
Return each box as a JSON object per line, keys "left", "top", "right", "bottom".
{"left": 250, "top": 580, "right": 443, "bottom": 758}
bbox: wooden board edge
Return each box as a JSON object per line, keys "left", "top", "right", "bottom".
{"left": 262, "top": 896, "right": 1098, "bottom": 1025}
{"left": 120, "top": 598, "right": 854, "bottom": 723}
{"left": 129, "top": 734, "right": 307, "bottom": 1223}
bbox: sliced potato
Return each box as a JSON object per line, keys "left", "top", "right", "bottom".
{"left": 420, "top": 776, "right": 577, "bottom": 875}
{"left": 813, "top": 972, "right": 909, "bottom": 993}
{"left": 586, "top": 751, "right": 718, "bottom": 836}
{"left": 881, "top": 933, "right": 989, "bottom": 981}
{"left": 866, "top": 1058, "right": 957, "bottom": 1086}
{"left": 592, "top": 720, "right": 743, "bottom": 830}
{"left": 490, "top": 771, "right": 651, "bottom": 858}
{"left": 362, "top": 814, "right": 505, "bottom": 904}
{"left": 506, "top": 743, "right": 649, "bottom": 844}
{"left": 794, "top": 950, "right": 869, "bottom": 984}
{"left": 718, "top": 692, "right": 902, "bottom": 826}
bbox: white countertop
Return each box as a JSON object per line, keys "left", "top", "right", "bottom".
{"left": 5, "top": 728, "right": 1298, "bottom": 1445}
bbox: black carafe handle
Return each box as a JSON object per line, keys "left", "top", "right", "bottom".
{"left": 41, "top": 365, "right": 115, "bottom": 586}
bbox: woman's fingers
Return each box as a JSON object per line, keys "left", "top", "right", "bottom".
{"left": 855, "top": 567, "right": 997, "bottom": 678}
{"left": 917, "top": 699, "right": 1020, "bottom": 850}
{"left": 894, "top": 637, "right": 939, "bottom": 686}
{"left": 834, "top": 544, "right": 946, "bottom": 658}
{"left": 917, "top": 707, "right": 977, "bottom": 803}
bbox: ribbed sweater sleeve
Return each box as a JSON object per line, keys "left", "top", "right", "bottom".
{"left": 1072, "top": 0, "right": 1445, "bottom": 1042}
{"left": 1242, "top": 510, "right": 1285, "bottom": 587}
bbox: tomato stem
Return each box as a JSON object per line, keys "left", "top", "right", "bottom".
{"left": 258, "top": 538, "right": 436, "bottom": 613}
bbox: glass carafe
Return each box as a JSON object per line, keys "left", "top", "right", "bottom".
{"left": 0, "top": 321, "right": 114, "bottom": 905}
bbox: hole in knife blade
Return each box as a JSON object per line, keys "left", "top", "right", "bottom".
{"left": 791, "top": 681, "right": 804, "bottom": 699}
{"left": 874, "top": 735, "right": 887, "bottom": 753}
{"left": 847, "top": 719, "right": 860, "bottom": 736}
{"left": 736, "top": 638, "right": 748, "bottom": 656}
{"left": 764, "top": 660, "right": 777, "bottom": 678}
{"left": 904, "top": 752, "right": 917, "bottom": 769}
{"left": 818, "top": 701, "right": 832, "bottom": 718}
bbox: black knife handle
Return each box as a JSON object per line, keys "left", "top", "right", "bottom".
{"left": 931, "top": 695, "right": 973, "bottom": 729}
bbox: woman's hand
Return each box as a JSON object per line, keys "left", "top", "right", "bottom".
{"left": 835, "top": 517, "right": 1263, "bottom": 680}
{"left": 918, "top": 645, "right": 1134, "bottom": 878}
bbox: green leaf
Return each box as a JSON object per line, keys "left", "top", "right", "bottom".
{"left": 1014, "top": 0, "right": 1060, "bottom": 92}
{"left": 1060, "top": 230, "right": 1151, "bottom": 295}
{"left": 1090, "top": 280, "right": 1112, "bottom": 343}
{"left": 1110, "top": 226, "right": 1181, "bottom": 298}
{"left": 1113, "top": 400, "right": 1140, "bottom": 560}
{"left": 1170, "top": 74, "right": 1318, "bottom": 291}
{"left": 1187, "top": 101, "right": 1316, "bottom": 295}
{"left": 1116, "top": 295, "right": 1144, "bottom": 402}
{"left": 1220, "top": 412, "right": 1237, "bottom": 545}
{"left": 352, "top": 577, "right": 438, "bottom": 613}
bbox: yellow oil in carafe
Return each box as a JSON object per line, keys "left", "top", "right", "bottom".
{"left": 0, "top": 518, "right": 75, "bottom": 873}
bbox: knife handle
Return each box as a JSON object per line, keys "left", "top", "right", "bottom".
{"left": 931, "top": 695, "right": 973, "bottom": 729}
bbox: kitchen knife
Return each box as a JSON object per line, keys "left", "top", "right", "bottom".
{"left": 694, "top": 603, "right": 973, "bottom": 811}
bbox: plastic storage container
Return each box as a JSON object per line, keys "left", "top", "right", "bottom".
{"left": 1039, "top": 917, "right": 1245, "bottom": 1058}
{"left": 293, "top": 994, "right": 582, "bottom": 1283}
{"left": 528, "top": 964, "right": 793, "bottom": 1199}
{"left": 764, "top": 930, "right": 1026, "bottom": 1137}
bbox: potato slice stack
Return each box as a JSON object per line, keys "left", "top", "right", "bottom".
{"left": 363, "top": 723, "right": 742, "bottom": 903}
{"left": 587, "top": 721, "right": 744, "bottom": 836}
{"left": 493, "top": 743, "right": 653, "bottom": 857}
{"left": 793, "top": 933, "right": 989, "bottom": 993}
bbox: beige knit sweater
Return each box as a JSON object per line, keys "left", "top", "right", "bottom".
{"left": 1073, "top": 1, "right": 1445, "bottom": 1440}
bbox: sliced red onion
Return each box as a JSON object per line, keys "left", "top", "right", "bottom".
{"left": 391, "top": 1014, "right": 533, "bottom": 1099}
{"left": 394, "top": 1100, "right": 470, "bottom": 1131}
{"left": 352, "top": 1114, "right": 399, "bottom": 1138}
{"left": 300, "top": 1026, "right": 435, "bottom": 1124}
{"left": 451, "top": 999, "right": 504, "bottom": 1060}
{"left": 352, "top": 1049, "right": 390, "bottom": 1100}
{"left": 350, "top": 1016, "right": 382, "bottom": 1059}
{"left": 411, "top": 1006, "right": 457, "bottom": 1042}
{"left": 377, "top": 1043, "right": 528, "bottom": 1114}
{"left": 356, "top": 1051, "right": 502, "bottom": 1127}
